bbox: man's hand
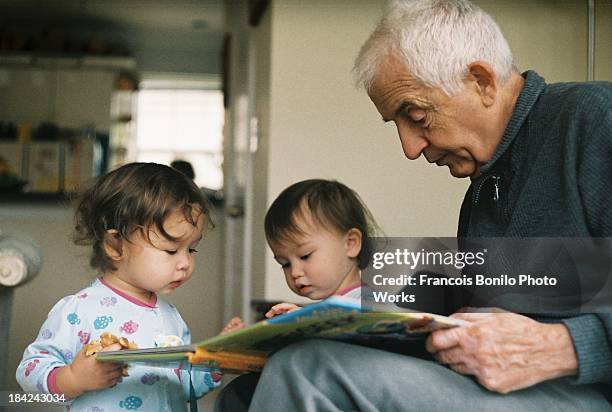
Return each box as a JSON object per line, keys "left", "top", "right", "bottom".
{"left": 425, "top": 311, "right": 578, "bottom": 393}
{"left": 56, "top": 343, "right": 124, "bottom": 398}
{"left": 265, "top": 303, "right": 300, "bottom": 318}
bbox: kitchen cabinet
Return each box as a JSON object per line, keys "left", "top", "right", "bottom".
{"left": 0, "top": 55, "right": 135, "bottom": 132}
{"left": 0, "top": 55, "right": 134, "bottom": 193}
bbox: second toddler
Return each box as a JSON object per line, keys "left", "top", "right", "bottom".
{"left": 264, "top": 179, "right": 377, "bottom": 317}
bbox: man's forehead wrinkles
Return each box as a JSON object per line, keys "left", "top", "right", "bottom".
{"left": 381, "top": 77, "right": 419, "bottom": 94}
{"left": 380, "top": 91, "right": 430, "bottom": 117}
{"left": 377, "top": 74, "right": 424, "bottom": 98}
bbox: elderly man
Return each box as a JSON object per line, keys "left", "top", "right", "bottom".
{"left": 216, "top": 1, "right": 611, "bottom": 410}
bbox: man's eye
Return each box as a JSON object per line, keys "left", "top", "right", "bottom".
{"left": 300, "top": 253, "right": 311, "bottom": 260}
{"left": 165, "top": 250, "right": 177, "bottom": 255}
{"left": 407, "top": 108, "right": 427, "bottom": 125}
{"left": 280, "top": 262, "right": 290, "bottom": 269}
{"left": 189, "top": 248, "right": 199, "bottom": 254}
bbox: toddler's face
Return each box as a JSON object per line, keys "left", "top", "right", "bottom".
{"left": 114, "top": 207, "right": 205, "bottom": 296}
{"left": 269, "top": 216, "right": 360, "bottom": 300}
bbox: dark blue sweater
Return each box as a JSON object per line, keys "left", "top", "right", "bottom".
{"left": 458, "top": 71, "right": 612, "bottom": 387}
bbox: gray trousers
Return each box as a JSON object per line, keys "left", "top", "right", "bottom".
{"left": 215, "top": 340, "right": 610, "bottom": 412}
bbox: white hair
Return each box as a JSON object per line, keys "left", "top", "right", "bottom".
{"left": 354, "top": 0, "right": 515, "bottom": 96}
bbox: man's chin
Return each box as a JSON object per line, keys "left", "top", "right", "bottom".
{"left": 446, "top": 162, "right": 474, "bottom": 178}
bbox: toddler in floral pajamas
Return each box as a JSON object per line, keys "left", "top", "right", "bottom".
{"left": 17, "top": 162, "right": 227, "bottom": 411}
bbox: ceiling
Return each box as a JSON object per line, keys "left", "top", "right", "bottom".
{"left": 0, "top": 0, "right": 226, "bottom": 74}
{"left": 0, "top": 0, "right": 225, "bottom": 32}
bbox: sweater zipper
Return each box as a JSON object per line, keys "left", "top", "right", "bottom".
{"left": 472, "top": 174, "right": 501, "bottom": 205}
{"left": 492, "top": 176, "right": 500, "bottom": 201}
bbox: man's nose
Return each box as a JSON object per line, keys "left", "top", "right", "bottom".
{"left": 396, "top": 122, "right": 428, "bottom": 160}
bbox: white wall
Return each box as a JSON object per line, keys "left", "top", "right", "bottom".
{"left": 260, "top": 0, "right": 465, "bottom": 301}
{"left": 595, "top": 0, "right": 612, "bottom": 80}
{"left": 257, "top": 0, "right": 610, "bottom": 302}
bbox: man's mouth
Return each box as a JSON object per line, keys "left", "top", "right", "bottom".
{"left": 434, "top": 155, "right": 447, "bottom": 166}
{"left": 425, "top": 153, "right": 444, "bottom": 164}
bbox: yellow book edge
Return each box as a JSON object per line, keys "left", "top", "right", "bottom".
{"left": 188, "top": 348, "right": 266, "bottom": 373}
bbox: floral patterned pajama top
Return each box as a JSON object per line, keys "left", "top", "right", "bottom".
{"left": 16, "top": 278, "right": 221, "bottom": 411}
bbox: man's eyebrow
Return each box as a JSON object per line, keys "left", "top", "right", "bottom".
{"left": 382, "top": 101, "right": 411, "bottom": 123}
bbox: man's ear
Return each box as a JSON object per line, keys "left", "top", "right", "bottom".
{"left": 103, "top": 229, "right": 125, "bottom": 261}
{"left": 345, "top": 228, "right": 363, "bottom": 259}
{"left": 467, "top": 61, "right": 498, "bottom": 107}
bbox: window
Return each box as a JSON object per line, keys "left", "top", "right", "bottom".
{"left": 135, "top": 78, "right": 224, "bottom": 190}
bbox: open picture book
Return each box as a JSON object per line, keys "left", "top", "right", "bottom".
{"left": 97, "top": 295, "right": 467, "bottom": 374}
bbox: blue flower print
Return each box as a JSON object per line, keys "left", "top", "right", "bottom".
{"left": 100, "top": 296, "right": 117, "bottom": 307}
{"left": 40, "top": 329, "right": 52, "bottom": 339}
{"left": 87, "top": 407, "right": 104, "bottom": 412}
{"left": 67, "top": 313, "right": 81, "bottom": 325}
{"left": 94, "top": 315, "right": 113, "bottom": 329}
{"left": 60, "top": 349, "right": 74, "bottom": 361}
{"left": 119, "top": 395, "right": 142, "bottom": 410}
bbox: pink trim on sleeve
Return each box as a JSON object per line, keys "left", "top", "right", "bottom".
{"left": 47, "top": 367, "right": 61, "bottom": 394}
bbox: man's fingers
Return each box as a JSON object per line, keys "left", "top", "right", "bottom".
{"left": 434, "top": 347, "right": 465, "bottom": 365}
{"left": 426, "top": 328, "right": 462, "bottom": 353}
{"left": 448, "top": 363, "right": 472, "bottom": 376}
{"left": 451, "top": 308, "right": 505, "bottom": 321}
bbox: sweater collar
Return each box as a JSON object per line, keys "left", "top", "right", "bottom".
{"left": 479, "top": 71, "right": 546, "bottom": 175}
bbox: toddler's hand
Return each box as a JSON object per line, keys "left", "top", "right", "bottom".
{"left": 220, "top": 317, "right": 247, "bottom": 335}
{"left": 57, "top": 343, "right": 124, "bottom": 398}
{"left": 265, "top": 302, "right": 301, "bottom": 318}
